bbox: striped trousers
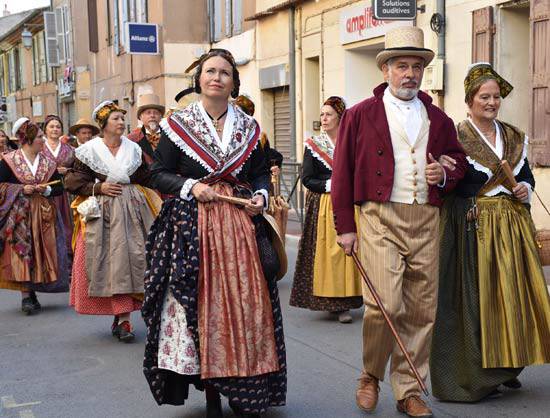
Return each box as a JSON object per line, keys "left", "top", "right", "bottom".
{"left": 358, "top": 201, "right": 439, "bottom": 400}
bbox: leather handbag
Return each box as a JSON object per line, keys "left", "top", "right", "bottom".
{"left": 534, "top": 190, "right": 550, "bottom": 266}
{"left": 77, "top": 184, "right": 101, "bottom": 223}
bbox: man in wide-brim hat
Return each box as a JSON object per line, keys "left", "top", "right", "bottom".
{"left": 331, "top": 26, "right": 467, "bottom": 417}
{"left": 127, "top": 93, "right": 165, "bottom": 164}
{"left": 68, "top": 118, "right": 99, "bottom": 147}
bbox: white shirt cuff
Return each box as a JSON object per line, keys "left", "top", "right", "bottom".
{"left": 437, "top": 169, "right": 447, "bottom": 188}
{"left": 180, "top": 179, "right": 199, "bottom": 200}
{"left": 520, "top": 181, "right": 532, "bottom": 204}
{"left": 42, "top": 186, "right": 52, "bottom": 197}
{"left": 325, "top": 179, "right": 331, "bottom": 193}
{"left": 253, "top": 189, "right": 269, "bottom": 211}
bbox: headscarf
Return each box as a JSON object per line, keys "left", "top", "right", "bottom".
{"left": 464, "top": 62, "right": 513, "bottom": 104}
{"left": 323, "top": 96, "right": 346, "bottom": 118}
{"left": 187, "top": 48, "right": 240, "bottom": 99}
{"left": 15, "top": 121, "right": 40, "bottom": 145}
{"left": 43, "top": 114, "right": 63, "bottom": 132}
{"left": 92, "top": 100, "right": 127, "bottom": 129}
{"left": 234, "top": 95, "right": 255, "bottom": 116}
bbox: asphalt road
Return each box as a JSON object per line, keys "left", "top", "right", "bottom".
{"left": 1, "top": 236, "right": 549, "bottom": 418}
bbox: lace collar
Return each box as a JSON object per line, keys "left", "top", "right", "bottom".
{"left": 75, "top": 136, "right": 142, "bottom": 184}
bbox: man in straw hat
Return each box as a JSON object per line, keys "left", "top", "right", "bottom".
{"left": 68, "top": 118, "right": 99, "bottom": 148}
{"left": 332, "top": 27, "right": 467, "bottom": 417}
{"left": 127, "top": 93, "right": 165, "bottom": 164}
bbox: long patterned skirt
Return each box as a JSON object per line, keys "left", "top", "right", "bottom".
{"left": 290, "top": 191, "right": 363, "bottom": 311}
{"left": 430, "top": 194, "right": 550, "bottom": 401}
{"left": 142, "top": 197, "right": 287, "bottom": 414}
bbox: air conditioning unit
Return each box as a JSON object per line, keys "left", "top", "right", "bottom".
{"left": 422, "top": 59, "right": 444, "bottom": 91}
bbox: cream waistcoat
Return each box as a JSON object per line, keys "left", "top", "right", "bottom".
{"left": 384, "top": 101, "right": 431, "bottom": 204}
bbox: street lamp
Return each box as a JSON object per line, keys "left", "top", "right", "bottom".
{"left": 21, "top": 27, "right": 33, "bottom": 49}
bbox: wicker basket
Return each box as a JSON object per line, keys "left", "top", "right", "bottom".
{"left": 535, "top": 229, "right": 550, "bottom": 266}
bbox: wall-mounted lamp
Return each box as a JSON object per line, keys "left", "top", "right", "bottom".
{"left": 21, "top": 27, "right": 33, "bottom": 49}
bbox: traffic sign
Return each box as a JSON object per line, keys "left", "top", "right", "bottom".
{"left": 373, "top": 0, "right": 417, "bottom": 20}
{"left": 126, "top": 23, "right": 160, "bottom": 55}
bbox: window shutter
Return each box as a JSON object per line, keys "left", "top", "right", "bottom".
{"left": 530, "top": 0, "right": 550, "bottom": 165}
{"left": 63, "top": 6, "right": 72, "bottom": 62}
{"left": 214, "top": 0, "right": 222, "bottom": 41}
{"left": 87, "top": 0, "right": 99, "bottom": 52}
{"left": 225, "top": 0, "right": 232, "bottom": 37}
{"left": 114, "top": 0, "right": 120, "bottom": 55}
{"left": 232, "top": 0, "right": 242, "bottom": 35}
{"left": 471, "top": 6, "right": 494, "bottom": 64}
{"left": 44, "top": 11, "right": 60, "bottom": 67}
{"left": 55, "top": 7, "right": 66, "bottom": 63}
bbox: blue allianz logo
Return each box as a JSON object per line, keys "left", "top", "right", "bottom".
{"left": 127, "top": 23, "right": 159, "bottom": 55}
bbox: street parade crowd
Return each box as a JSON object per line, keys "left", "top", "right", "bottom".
{"left": 1, "top": 27, "right": 549, "bottom": 418}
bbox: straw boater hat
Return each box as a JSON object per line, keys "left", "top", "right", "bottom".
{"left": 376, "top": 27, "right": 435, "bottom": 70}
{"left": 136, "top": 93, "right": 165, "bottom": 119}
{"left": 69, "top": 118, "right": 100, "bottom": 136}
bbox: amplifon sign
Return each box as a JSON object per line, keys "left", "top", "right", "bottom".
{"left": 340, "top": 1, "right": 412, "bottom": 45}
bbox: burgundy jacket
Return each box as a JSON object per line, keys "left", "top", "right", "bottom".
{"left": 127, "top": 127, "right": 155, "bottom": 165}
{"left": 331, "top": 83, "right": 467, "bottom": 234}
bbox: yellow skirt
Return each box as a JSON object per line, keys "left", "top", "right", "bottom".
{"left": 477, "top": 195, "right": 550, "bottom": 368}
{"left": 312, "top": 194, "right": 362, "bottom": 298}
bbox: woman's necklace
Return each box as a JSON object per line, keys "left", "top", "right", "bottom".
{"left": 205, "top": 107, "right": 228, "bottom": 134}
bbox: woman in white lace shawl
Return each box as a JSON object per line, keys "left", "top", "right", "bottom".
{"left": 65, "top": 101, "right": 160, "bottom": 343}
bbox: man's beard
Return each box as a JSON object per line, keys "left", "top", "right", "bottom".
{"left": 146, "top": 121, "right": 159, "bottom": 132}
{"left": 393, "top": 78, "right": 420, "bottom": 100}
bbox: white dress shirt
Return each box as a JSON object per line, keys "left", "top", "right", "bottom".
{"left": 383, "top": 88, "right": 423, "bottom": 146}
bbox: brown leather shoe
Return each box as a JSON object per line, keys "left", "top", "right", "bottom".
{"left": 356, "top": 373, "right": 379, "bottom": 412}
{"left": 396, "top": 395, "right": 433, "bottom": 417}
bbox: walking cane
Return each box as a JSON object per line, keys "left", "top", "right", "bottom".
{"left": 351, "top": 252, "right": 429, "bottom": 396}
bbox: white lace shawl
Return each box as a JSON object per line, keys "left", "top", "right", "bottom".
{"left": 75, "top": 136, "right": 142, "bottom": 184}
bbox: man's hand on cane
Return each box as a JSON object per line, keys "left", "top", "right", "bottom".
{"left": 337, "top": 232, "right": 358, "bottom": 256}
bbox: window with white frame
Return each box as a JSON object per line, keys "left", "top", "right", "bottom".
{"left": 114, "top": 0, "right": 147, "bottom": 54}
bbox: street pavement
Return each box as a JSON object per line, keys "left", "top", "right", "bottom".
{"left": 1, "top": 235, "right": 549, "bottom": 418}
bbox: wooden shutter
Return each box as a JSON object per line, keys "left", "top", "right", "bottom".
{"left": 472, "top": 6, "right": 494, "bottom": 64}
{"left": 55, "top": 7, "right": 66, "bottom": 63}
{"left": 530, "top": 0, "right": 550, "bottom": 165}
{"left": 44, "top": 11, "right": 59, "bottom": 66}
{"left": 232, "top": 0, "right": 243, "bottom": 35}
{"left": 87, "top": 0, "right": 99, "bottom": 52}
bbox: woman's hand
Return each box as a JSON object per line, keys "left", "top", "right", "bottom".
{"left": 438, "top": 155, "right": 457, "bottom": 171}
{"left": 22, "top": 185, "right": 35, "bottom": 195}
{"left": 245, "top": 194, "right": 265, "bottom": 217}
{"left": 100, "top": 182, "right": 123, "bottom": 197}
{"left": 34, "top": 184, "right": 47, "bottom": 194}
{"left": 513, "top": 183, "right": 529, "bottom": 201}
{"left": 57, "top": 166, "right": 69, "bottom": 175}
{"left": 191, "top": 182, "right": 217, "bottom": 202}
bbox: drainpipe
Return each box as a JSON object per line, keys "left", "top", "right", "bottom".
{"left": 436, "top": 0, "right": 446, "bottom": 108}
{"left": 436, "top": 0, "right": 445, "bottom": 60}
{"left": 289, "top": 6, "right": 296, "bottom": 162}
